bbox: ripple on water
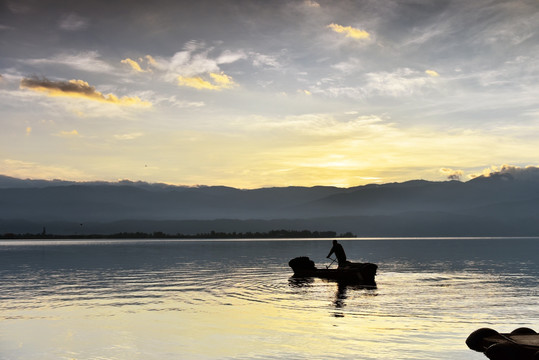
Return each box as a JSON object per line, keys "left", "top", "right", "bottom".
{"left": 1, "top": 239, "right": 538, "bottom": 360}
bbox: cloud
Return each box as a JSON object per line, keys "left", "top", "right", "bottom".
{"left": 59, "top": 13, "right": 88, "bottom": 31}
{"left": 210, "top": 72, "right": 235, "bottom": 88}
{"left": 440, "top": 168, "right": 463, "bottom": 181}
{"left": 0, "top": 72, "right": 22, "bottom": 83}
{"left": 24, "top": 51, "right": 114, "bottom": 73}
{"left": 145, "top": 55, "right": 157, "bottom": 67}
{"left": 328, "top": 23, "right": 370, "bottom": 40}
{"left": 177, "top": 72, "right": 236, "bottom": 90}
{"left": 165, "top": 45, "right": 220, "bottom": 79}
{"left": 6, "top": 2, "right": 31, "bottom": 14}
{"left": 425, "top": 70, "right": 440, "bottom": 77}
{"left": 404, "top": 25, "right": 446, "bottom": 47}
{"left": 303, "top": 0, "right": 320, "bottom": 8}
{"left": 114, "top": 132, "right": 144, "bottom": 140}
{"left": 471, "top": 165, "right": 539, "bottom": 181}
{"left": 177, "top": 76, "right": 216, "bottom": 90}
{"left": 156, "top": 41, "right": 246, "bottom": 88}
{"left": 332, "top": 58, "right": 362, "bottom": 73}
{"left": 20, "top": 77, "right": 151, "bottom": 106}
{"left": 2, "top": 159, "right": 89, "bottom": 181}
{"left": 241, "top": 113, "right": 388, "bottom": 139}
{"left": 364, "top": 68, "right": 435, "bottom": 97}
{"left": 121, "top": 56, "right": 157, "bottom": 73}
{"left": 152, "top": 95, "right": 205, "bottom": 108}
{"left": 141, "top": 41, "right": 270, "bottom": 90}
{"left": 58, "top": 130, "right": 79, "bottom": 137}
{"left": 251, "top": 53, "right": 281, "bottom": 69}
{"left": 216, "top": 50, "right": 247, "bottom": 64}
{"left": 312, "top": 67, "right": 441, "bottom": 100}
{"left": 121, "top": 58, "right": 144, "bottom": 72}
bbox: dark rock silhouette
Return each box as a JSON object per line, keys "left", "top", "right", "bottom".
{"left": 466, "top": 327, "right": 539, "bottom": 359}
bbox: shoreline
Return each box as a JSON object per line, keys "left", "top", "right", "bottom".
{"left": 0, "top": 229, "right": 354, "bottom": 240}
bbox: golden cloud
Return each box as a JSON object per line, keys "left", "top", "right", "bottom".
{"left": 177, "top": 76, "right": 216, "bottom": 90}
{"left": 328, "top": 23, "right": 370, "bottom": 40}
{"left": 121, "top": 55, "right": 157, "bottom": 72}
{"left": 20, "top": 77, "right": 151, "bottom": 106}
{"left": 211, "top": 72, "right": 235, "bottom": 88}
{"left": 145, "top": 55, "right": 157, "bottom": 67}
{"left": 425, "top": 69, "right": 440, "bottom": 77}
{"left": 58, "top": 129, "right": 80, "bottom": 137}
{"left": 121, "top": 58, "right": 144, "bottom": 72}
{"left": 177, "top": 72, "right": 236, "bottom": 90}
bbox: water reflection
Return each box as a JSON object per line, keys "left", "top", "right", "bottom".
{"left": 1, "top": 238, "right": 538, "bottom": 360}
{"left": 288, "top": 274, "right": 378, "bottom": 318}
{"left": 334, "top": 282, "right": 348, "bottom": 312}
{"left": 289, "top": 276, "right": 351, "bottom": 309}
{"left": 288, "top": 277, "right": 314, "bottom": 288}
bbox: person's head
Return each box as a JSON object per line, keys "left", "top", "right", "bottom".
{"left": 333, "top": 240, "right": 338, "bottom": 245}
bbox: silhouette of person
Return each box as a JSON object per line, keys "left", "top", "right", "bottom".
{"left": 327, "top": 240, "right": 347, "bottom": 268}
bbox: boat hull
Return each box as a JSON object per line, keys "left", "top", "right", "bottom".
{"left": 288, "top": 257, "right": 377, "bottom": 286}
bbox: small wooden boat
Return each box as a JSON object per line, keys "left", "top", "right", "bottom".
{"left": 466, "top": 327, "right": 539, "bottom": 360}
{"left": 288, "top": 256, "right": 377, "bottom": 286}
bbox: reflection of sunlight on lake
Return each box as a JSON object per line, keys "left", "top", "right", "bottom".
{"left": 1, "top": 239, "right": 538, "bottom": 359}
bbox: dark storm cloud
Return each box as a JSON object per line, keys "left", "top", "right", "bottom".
{"left": 21, "top": 76, "right": 99, "bottom": 96}
{"left": 20, "top": 76, "right": 151, "bottom": 106}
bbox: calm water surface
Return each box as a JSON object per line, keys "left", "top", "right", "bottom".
{"left": 1, "top": 238, "right": 538, "bottom": 360}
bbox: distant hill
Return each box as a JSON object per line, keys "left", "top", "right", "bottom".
{"left": 1, "top": 169, "right": 539, "bottom": 236}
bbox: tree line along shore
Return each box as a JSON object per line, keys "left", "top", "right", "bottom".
{"left": 0, "top": 229, "right": 356, "bottom": 240}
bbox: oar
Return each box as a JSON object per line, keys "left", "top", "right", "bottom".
{"left": 326, "top": 257, "right": 337, "bottom": 269}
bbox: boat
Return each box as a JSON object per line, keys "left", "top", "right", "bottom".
{"left": 288, "top": 256, "right": 377, "bottom": 286}
{"left": 466, "top": 327, "right": 539, "bottom": 360}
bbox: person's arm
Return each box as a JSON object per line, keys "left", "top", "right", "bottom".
{"left": 327, "top": 246, "right": 335, "bottom": 258}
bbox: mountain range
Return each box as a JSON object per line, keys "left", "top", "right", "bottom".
{"left": 1, "top": 168, "right": 539, "bottom": 236}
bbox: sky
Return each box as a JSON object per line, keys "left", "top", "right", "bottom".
{"left": 1, "top": 0, "right": 539, "bottom": 188}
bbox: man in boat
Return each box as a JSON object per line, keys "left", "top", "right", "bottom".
{"left": 327, "top": 240, "right": 348, "bottom": 268}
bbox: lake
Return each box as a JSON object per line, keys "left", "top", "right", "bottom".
{"left": 1, "top": 238, "right": 538, "bottom": 359}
